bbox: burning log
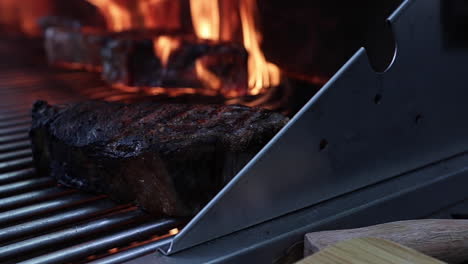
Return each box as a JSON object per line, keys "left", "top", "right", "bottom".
{"left": 101, "top": 36, "right": 248, "bottom": 97}
{"left": 42, "top": 23, "right": 248, "bottom": 97}
{"left": 40, "top": 0, "right": 282, "bottom": 99}
{"left": 30, "top": 100, "right": 288, "bottom": 216}
{"left": 44, "top": 26, "right": 110, "bottom": 72}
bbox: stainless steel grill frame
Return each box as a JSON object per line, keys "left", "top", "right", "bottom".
{"left": 164, "top": 0, "right": 468, "bottom": 255}
{"left": 2, "top": 0, "right": 468, "bottom": 263}
{"left": 145, "top": 151, "right": 468, "bottom": 264}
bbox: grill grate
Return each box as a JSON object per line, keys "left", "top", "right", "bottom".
{"left": 0, "top": 39, "right": 184, "bottom": 264}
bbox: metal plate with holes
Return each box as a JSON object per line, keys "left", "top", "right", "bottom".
{"left": 165, "top": 0, "right": 468, "bottom": 254}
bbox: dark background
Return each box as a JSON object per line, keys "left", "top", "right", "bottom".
{"left": 258, "top": 0, "right": 403, "bottom": 78}
{"left": 0, "top": 0, "right": 404, "bottom": 80}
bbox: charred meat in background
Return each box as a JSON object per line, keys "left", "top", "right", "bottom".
{"left": 30, "top": 100, "right": 288, "bottom": 216}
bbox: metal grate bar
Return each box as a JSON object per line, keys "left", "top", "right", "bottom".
{"left": 0, "top": 40, "right": 181, "bottom": 263}
{"left": 0, "top": 94, "right": 82, "bottom": 105}
{"left": 85, "top": 89, "right": 123, "bottom": 99}
{"left": 20, "top": 219, "right": 180, "bottom": 264}
{"left": 0, "top": 133, "right": 29, "bottom": 144}
{"left": 0, "top": 111, "right": 31, "bottom": 119}
{"left": 0, "top": 168, "right": 35, "bottom": 185}
{"left": 0, "top": 102, "right": 32, "bottom": 109}
{"left": 0, "top": 149, "right": 32, "bottom": 163}
{"left": 0, "top": 157, "right": 33, "bottom": 174}
{"left": 0, "top": 199, "right": 117, "bottom": 243}
{"left": 0, "top": 140, "right": 30, "bottom": 153}
{"left": 0, "top": 187, "right": 73, "bottom": 211}
{"left": 0, "top": 124, "right": 30, "bottom": 136}
{"left": 0, "top": 120, "right": 31, "bottom": 130}
{"left": 0, "top": 177, "right": 53, "bottom": 198}
{"left": 0, "top": 209, "right": 145, "bottom": 261}
{"left": 0, "top": 192, "right": 101, "bottom": 226}
{"left": 104, "top": 93, "right": 145, "bottom": 102}
{"left": 0, "top": 86, "right": 56, "bottom": 93}
{"left": 88, "top": 238, "right": 173, "bottom": 264}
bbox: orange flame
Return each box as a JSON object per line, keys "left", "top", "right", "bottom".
{"left": 0, "top": 0, "right": 55, "bottom": 36}
{"left": 219, "top": 0, "right": 241, "bottom": 42}
{"left": 195, "top": 59, "right": 222, "bottom": 91}
{"left": 87, "top": 0, "right": 184, "bottom": 74}
{"left": 153, "top": 36, "right": 181, "bottom": 67}
{"left": 86, "top": 0, "right": 133, "bottom": 31}
{"left": 190, "top": 0, "right": 220, "bottom": 41}
{"left": 86, "top": 0, "right": 281, "bottom": 97}
{"left": 86, "top": 0, "right": 181, "bottom": 32}
{"left": 239, "top": 0, "right": 281, "bottom": 95}
{"left": 189, "top": 0, "right": 280, "bottom": 95}
{"left": 138, "top": 0, "right": 181, "bottom": 30}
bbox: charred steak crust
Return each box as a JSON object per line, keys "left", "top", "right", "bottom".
{"left": 30, "top": 100, "right": 288, "bottom": 216}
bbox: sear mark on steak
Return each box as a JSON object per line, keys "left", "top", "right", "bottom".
{"left": 30, "top": 100, "right": 288, "bottom": 216}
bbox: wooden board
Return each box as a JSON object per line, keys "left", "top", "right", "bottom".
{"left": 304, "top": 219, "right": 468, "bottom": 263}
{"left": 298, "top": 237, "right": 445, "bottom": 264}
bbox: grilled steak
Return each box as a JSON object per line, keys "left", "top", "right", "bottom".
{"left": 30, "top": 101, "right": 288, "bottom": 216}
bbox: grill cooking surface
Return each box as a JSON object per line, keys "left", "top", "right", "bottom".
{"left": 0, "top": 38, "right": 182, "bottom": 264}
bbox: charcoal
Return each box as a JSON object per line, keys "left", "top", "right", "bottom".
{"left": 101, "top": 36, "right": 248, "bottom": 97}
{"left": 30, "top": 100, "right": 288, "bottom": 216}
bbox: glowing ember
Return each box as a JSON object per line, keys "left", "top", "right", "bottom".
{"left": 169, "top": 228, "right": 179, "bottom": 235}
{"left": 108, "top": 248, "right": 119, "bottom": 254}
{"left": 153, "top": 36, "right": 181, "bottom": 67}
